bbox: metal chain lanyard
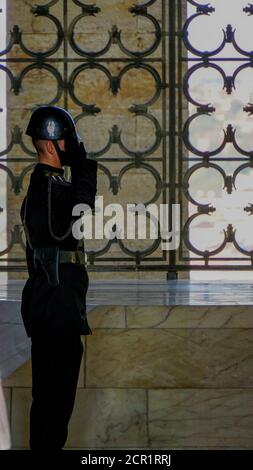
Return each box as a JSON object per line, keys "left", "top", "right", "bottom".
{"left": 22, "top": 188, "right": 34, "bottom": 250}
{"left": 47, "top": 174, "right": 75, "bottom": 241}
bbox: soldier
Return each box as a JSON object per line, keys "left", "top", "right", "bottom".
{"left": 20, "top": 106, "right": 97, "bottom": 449}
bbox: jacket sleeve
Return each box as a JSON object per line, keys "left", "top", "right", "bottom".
{"left": 51, "top": 159, "right": 98, "bottom": 210}
{"left": 71, "top": 158, "right": 98, "bottom": 209}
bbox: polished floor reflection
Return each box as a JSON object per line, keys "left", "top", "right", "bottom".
{"left": 1, "top": 279, "right": 253, "bottom": 307}
{"left": 1, "top": 279, "right": 253, "bottom": 379}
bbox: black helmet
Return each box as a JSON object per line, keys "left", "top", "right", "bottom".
{"left": 26, "top": 105, "right": 80, "bottom": 142}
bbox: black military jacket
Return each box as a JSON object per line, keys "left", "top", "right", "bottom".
{"left": 20, "top": 159, "right": 97, "bottom": 337}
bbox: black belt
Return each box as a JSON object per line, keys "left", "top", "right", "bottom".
{"left": 59, "top": 250, "right": 86, "bottom": 264}
{"left": 33, "top": 247, "right": 86, "bottom": 286}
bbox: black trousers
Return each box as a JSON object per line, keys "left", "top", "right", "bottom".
{"left": 30, "top": 332, "right": 83, "bottom": 450}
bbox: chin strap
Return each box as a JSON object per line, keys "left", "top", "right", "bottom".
{"left": 52, "top": 140, "right": 62, "bottom": 159}
{"left": 52, "top": 139, "right": 73, "bottom": 167}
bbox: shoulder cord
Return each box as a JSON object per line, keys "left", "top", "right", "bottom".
{"left": 47, "top": 175, "right": 74, "bottom": 241}
{"left": 22, "top": 189, "right": 34, "bottom": 251}
{"left": 23, "top": 178, "right": 86, "bottom": 251}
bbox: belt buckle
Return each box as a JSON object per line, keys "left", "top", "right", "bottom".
{"left": 77, "top": 250, "right": 86, "bottom": 265}
{"left": 71, "top": 252, "right": 77, "bottom": 263}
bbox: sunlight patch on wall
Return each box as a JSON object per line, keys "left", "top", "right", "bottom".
{"left": 187, "top": 1, "right": 253, "bottom": 281}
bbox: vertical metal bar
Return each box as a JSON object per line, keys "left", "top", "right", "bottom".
{"left": 63, "top": 0, "right": 68, "bottom": 110}
{"left": 63, "top": 0, "right": 70, "bottom": 181}
{"left": 167, "top": 0, "right": 177, "bottom": 279}
{"left": 161, "top": 0, "right": 167, "bottom": 263}
{"left": 177, "top": 0, "right": 184, "bottom": 266}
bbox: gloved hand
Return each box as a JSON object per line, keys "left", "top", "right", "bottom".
{"left": 70, "top": 139, "right": 98, "bottom": 208}
{"left": 70, "top": 140, "right": 87, "bottom": 177}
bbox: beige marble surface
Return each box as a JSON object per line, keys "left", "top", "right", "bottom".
{"left": 0, "top": 383, "right": 11, "bottom": 450}
{"left": 89, "top": 306, "right": 126, "bottom": 329}
{"left": 67, "top": 388, "right": 147, "bottom": 448}
{"left": 9, "top": 385, "right": 253, "bottom": 449}
{"left": 86, "top": 327, "right": 253, "bottom": 388}
{"left": 10, "top": 388, "right": 31, "bottom": 449}
{"left": 125, "top": 306, "right": 253, "bottom": 328}
{"left": 10, "top": 387, "right": 147, "bottom": 449}
{"left": 3, "top": 297, "right": 253, "bottom": 449}
{"left": 149, "top": 389, "right": 253, "bottom": 448}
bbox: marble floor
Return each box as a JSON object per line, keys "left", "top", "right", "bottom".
{"left": 1, "top": 279, "right": 253, "bottom": 307}
{"left": 1, "top": 279, "right": 253, "bottom": 450}
{"left": 1, "top": 279, "right": 253, "bottom": 378}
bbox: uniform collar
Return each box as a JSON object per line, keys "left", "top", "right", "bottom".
{"left": 34, "top": 163, "right": 64, "bottom": 176}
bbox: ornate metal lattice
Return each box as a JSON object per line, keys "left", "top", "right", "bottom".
{"left": 1, "top": 0, "right": 252, "bottom": 277}
{"left": 179, "top": 0, "right": 253, "bottom": 274}
{"left": 0, "top": 0, "right": 174, "bottom": 275}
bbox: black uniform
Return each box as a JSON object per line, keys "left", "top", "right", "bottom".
{"left": 20, "top": 157, "right": 97, "bottom": 449}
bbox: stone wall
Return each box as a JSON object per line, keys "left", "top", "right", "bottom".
{"left": 4, "top": 304, "right": 253, "bottom": 449}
